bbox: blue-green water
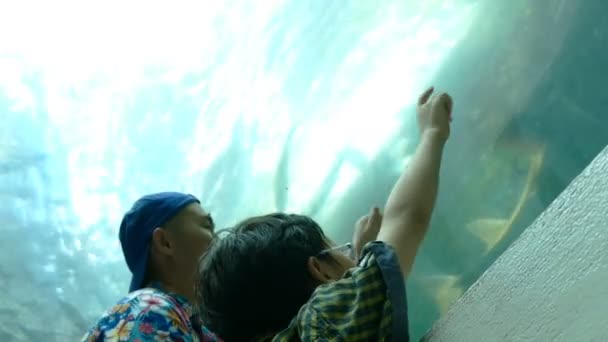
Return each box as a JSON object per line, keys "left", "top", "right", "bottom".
{"left": 0, "top": 0, "right": 607, "bottom": 340}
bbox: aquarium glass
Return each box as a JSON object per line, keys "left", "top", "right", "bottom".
{"left": 1, "top": 0, "right": 607, "bottom": 340}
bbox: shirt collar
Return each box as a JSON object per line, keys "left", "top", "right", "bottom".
{"left": 147, "top": 281, "right": 195, "bottom": 318}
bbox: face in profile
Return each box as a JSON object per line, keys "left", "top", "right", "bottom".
{"left": 152, "top": 203, "right": 215, "bottom": 277}
{"left": 308, "top": 240, "right": 358, "bottom": 283}
{"left": 172, "top": 203, "right": 215, "bottom": 271}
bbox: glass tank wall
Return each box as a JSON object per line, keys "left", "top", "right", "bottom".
{"left": 1, "top": 0, "right": 607, "bottom": 340}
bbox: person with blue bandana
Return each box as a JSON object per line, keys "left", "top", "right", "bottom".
{"left": 82, "top": 192, "right": 221, "bottom": 341}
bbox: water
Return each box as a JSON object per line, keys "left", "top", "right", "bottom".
{"left": 0, "top": 0, "right": 606, "bottom": 340}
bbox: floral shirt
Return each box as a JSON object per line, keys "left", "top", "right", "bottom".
{"left": 82, "top": 285, "right": 221, "bottom": 342}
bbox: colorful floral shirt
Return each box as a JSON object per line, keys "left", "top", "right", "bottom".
{"left": 82, "top": 285, "right": 221, "bottom": 342}
{"left": 259, "top": 241, "right": 410, "bottom": 341}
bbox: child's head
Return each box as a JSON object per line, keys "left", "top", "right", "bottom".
{"left": 195, "top": 213, "right": 356, "bottom": 341}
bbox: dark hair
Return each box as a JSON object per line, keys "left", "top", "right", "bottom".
{"left": 195, "top": 213, "right": 332, "bottom": 341}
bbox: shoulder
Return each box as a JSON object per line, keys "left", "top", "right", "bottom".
{"left": 128, "top": 287, "right": 184, "bottom": 313}
{"left": 82, "top": 288, "right": 193, "bottom": 341}
{"left": 288, "top": 242, "right": 409, "bottom": 341}
{"left": 313, "top": 241, "right": 402, "bottom": 303}
{"left": 116, "top": 288, "right": 185, "bottom": 322}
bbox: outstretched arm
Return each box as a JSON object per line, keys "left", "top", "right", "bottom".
{"left": 377, "top": 87, "right": 453, "bottom": 277}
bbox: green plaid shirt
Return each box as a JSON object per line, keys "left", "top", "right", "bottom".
{"left": 259, "top": 242, "right": 409, "bottom": 342}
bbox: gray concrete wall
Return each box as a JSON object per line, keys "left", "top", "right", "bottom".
{"left": 423, "top": 146, "right": 608, "bottom": 342}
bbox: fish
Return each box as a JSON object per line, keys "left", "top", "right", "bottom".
{"left": 418, "top": 274, "right": 465, "bottom": 315}
{"left": 466, "top": 142, "right": 544, "bottom": 253}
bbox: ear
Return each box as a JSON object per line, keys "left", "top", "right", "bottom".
{"left": 151, "top": 227, "right": 173, "bottom": 256}
{"left": 307, "top": 256, "right": 333, "bottom": 284}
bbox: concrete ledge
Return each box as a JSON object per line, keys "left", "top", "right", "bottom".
{"left": 423, "top": 146, "right": 608, "bottom": 341}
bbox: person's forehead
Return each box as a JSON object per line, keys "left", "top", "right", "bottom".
{"left": 181, "top": 202, "right": 209, "bottom": 219}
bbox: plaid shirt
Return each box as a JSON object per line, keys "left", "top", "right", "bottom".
{"left": 82, "top": 284, "right": 221, "bottom": 342}
{"left": 260, "top": 241, "right": 409, "bottom": 341}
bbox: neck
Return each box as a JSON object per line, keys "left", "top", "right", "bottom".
{"left": 151, "top": 274, "right": 196, "bottom": 303}
{"left": 163, "top": 282, "right": 195, "bottom": 302}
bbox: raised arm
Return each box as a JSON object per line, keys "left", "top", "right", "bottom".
{"left": 377, "top": 87, "right": 452, "bottom": 277}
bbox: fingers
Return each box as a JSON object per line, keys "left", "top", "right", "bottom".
{"left": 356, "top": 208, "right": 381, "bottom": 230}
{"left": 368, "top": 207, "right": 383, "bottom": 227}
{"left": 356, "top": 215, "right": 369, "bottom": 228}
{"left": 418, "top": 86, "right": 434, "bottom": 105}
{"left": 370, "top": 206, "right": 382, "bottom": 218}
{"left": 431, "top": 92, "right": 453, "bottom": 116}
{"left": 432, "top": 92, "right": 450, "bottom": 106}
{"left": 442, "top": 93, "right": 453, "bottom": 121}
{"left": 443, "top": 93, "right": 453, "bottom": 114}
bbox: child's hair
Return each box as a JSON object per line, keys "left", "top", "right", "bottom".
{"left": 195, "top": 213, "right": 335, "bottom": 341}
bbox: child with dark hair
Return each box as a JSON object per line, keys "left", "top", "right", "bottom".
{"left": 196, "top": 87, "right": 453, "bottom": 341}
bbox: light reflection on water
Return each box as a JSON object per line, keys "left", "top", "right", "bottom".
{"left": 1, "top": 0, "right": 608, "bottom": 340}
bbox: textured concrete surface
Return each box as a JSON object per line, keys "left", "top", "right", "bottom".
{"left": 423, "top": 146, "right": 608, "bottom": 342}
